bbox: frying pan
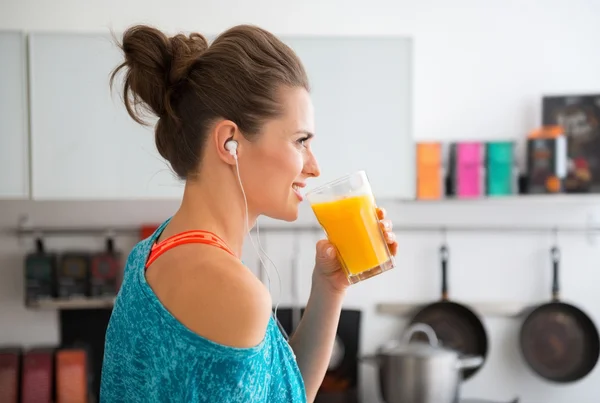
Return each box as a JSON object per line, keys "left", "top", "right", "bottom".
{"left": 408, "top": 244, "right": 489, "bottom": 380}
{"left": 519, "top": 245, "right": 600, "bottom": 383}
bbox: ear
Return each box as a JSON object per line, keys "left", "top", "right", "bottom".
{"left": 212, "top": 119, "right": 239, "bottom": 166}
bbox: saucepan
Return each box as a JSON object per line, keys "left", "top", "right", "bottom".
{"left": 361, "top": 323, "right": 483, "bottom": 403}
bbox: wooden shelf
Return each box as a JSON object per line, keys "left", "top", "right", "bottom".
{"left": 376, "top": 301, "right": 530, "bottom": 318}
{"left": 27, "top": 297, "right": 115, "bottom": 310}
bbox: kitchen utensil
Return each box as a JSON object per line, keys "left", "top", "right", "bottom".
{"left": 24, "top": 237, "right": 57, "bottom": 306}
{"left": 90, "top": 236, "right": 122, "bottom": 297}
{"left": 519, "top": 244, "right": 600, "bottom": 382}
{"left": 57, "top": 252, "right": 91, "bottom": 298}
{"left": 408, "top": 244, "right": 488, "bottom": 380}
{"left": 362, "top": 323, "right": 483, "bottom": 403}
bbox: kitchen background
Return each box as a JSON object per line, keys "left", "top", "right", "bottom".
{"left": 2, "top": 1, "right": 600, "bottom": 403}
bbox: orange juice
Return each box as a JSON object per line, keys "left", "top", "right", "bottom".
{"left": 311, "top": 194, "right": 391, "bottom": 276}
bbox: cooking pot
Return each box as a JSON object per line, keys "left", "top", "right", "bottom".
{"left": 362, "top": 323, "right": 483, "bottom": 403}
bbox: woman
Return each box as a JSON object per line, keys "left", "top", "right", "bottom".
{"left": 100, "top": 24, "right": 398, "bottom": 403}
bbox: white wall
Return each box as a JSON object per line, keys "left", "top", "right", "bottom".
{"left": 2, "top": 1, "right": 600, "bottom": 402}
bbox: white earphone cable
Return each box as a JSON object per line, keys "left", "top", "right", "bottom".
{"left": 255, "top": 219, "right": 283, "bottom": 320}
{"left": 232, "top": 153, "right": 284, "bottom": 327}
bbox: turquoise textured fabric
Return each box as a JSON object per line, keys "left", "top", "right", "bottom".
{"left": 100, "top": 220, "right": 306, "bottom": 403}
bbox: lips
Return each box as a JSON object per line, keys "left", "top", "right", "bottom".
{"left": 292, "top": 182, "right": 305, "bottom": 201}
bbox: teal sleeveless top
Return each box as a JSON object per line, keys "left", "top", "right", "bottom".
{"left": 99, "top": 220, "right": 307, "bottom": 402}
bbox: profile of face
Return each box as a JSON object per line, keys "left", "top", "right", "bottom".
{"left": 237, "top": 86, "right": 321, "bottom": 222}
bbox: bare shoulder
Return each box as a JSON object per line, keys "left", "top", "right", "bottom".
{"left": 146, "top": 246, "right": 272, "bottom": 349}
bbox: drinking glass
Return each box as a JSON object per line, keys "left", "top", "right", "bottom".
{"left": 306, "top": 171, "right": 395, "bottom": 284}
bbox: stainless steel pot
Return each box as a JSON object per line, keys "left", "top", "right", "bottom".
{"left": 362, "top": 323, "right": 484, "bottom": 403}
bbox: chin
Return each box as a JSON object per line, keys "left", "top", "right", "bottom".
{"left": 264, "top": 205, "right": 300, "bottom": 223}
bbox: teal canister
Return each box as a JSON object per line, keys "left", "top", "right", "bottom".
{"left": 486, "top": 141, "right": 516, "bottom": 196}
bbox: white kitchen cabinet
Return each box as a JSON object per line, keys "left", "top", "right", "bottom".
{"left": 27, "top": 32, "right": 414, "bottom": 200}
{"left": 28, "top": 32, "right": 184, "bottom": 200}
{"left": 283, "top": 36, "right": 415, "bottom": 200}
{"left": 0, "top": 31, "right": 30, "bottom": 199}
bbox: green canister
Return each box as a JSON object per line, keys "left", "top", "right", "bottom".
{"left": 486, "top": 141, "right": 516, "bottom": 196}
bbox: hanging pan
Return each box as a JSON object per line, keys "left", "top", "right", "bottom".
{"left": 408, "top": 243, "right": 489, "bottom": 380}
{"left": 519, "top": 244, "right": 600, "bottom": 383}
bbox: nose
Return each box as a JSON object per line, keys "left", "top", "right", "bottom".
{"left": 303, "top": 150, "right": 321, "bottom": 178}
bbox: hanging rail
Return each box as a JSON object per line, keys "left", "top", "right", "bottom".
{"left": 5, "top": 223, "right": 600, "bottom": 237}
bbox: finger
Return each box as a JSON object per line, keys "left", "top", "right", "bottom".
{"left": 384, "top": 230, "right": 396, "bottom": 244}
{"left": 388, "top": 240, "right": 398, "bottom": 256}
{"left": 380, "top": 219, "right": 393, "bottom": 232}
{"left": 376, "top": 207, "right": 386, "bottom": 220}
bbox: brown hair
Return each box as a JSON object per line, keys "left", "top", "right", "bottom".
{"left": 110, "top": 24, "right": 309, "bottom": 179}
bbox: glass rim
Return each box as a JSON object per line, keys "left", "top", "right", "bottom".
{"left": 305, "top": 170, "right": 367, "bottom": 197}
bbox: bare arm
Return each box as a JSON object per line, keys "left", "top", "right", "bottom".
{"left": 288, "top": 209, "right": 397, "bottom": 402}
{"left": 288, "top": 279, "right": 345, "bottom": 403}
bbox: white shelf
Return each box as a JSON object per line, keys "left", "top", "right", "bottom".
{"left": 376, "top": 301, "right": 530, "bottom": 318}
{"left": 27, "top": 297, "right": 115, "bottom": 310}
{"left": 397, "top": 194, "right": 600, "bottom": 205}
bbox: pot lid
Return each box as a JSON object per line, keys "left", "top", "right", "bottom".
{"left": 379, "top": 339, "right": 457, "bottom": 358}
{"left": 378, "top": 323, "right": 458, "bottom": 358}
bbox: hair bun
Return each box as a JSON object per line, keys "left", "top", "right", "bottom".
{"left": 168, "top": 33, "right": 208, "bottom": 85}
{"left": 111, "top": 25, "right": 208, "bottom": 125}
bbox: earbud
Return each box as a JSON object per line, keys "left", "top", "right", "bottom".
{"left": 225, "top": 139, "right": 238, "bottom": 157}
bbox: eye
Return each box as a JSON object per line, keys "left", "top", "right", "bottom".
{"left": 297, "top": 136, "right": 310, "bottom": 148}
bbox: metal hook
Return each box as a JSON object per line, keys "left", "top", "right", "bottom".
{"left": 104, "top": 229, "right": 116, "bottom": 252}
{"left": 16, "top": 214, "right": 32, "bottom": 247}
{"left": 441, "top": 226, "right": 448, "bottom": 247}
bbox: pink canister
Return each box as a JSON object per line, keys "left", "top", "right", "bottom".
{"left": 456, "top": 142, "right": 484, "bottom": 198}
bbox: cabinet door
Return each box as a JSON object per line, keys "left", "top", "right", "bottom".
{"left": 28, "top": 32, "right": 184, "bottom": 200}
{"left": 283, "top": 36, "right": 415, "bottom": 200}
{"left": 0, "top": 31, "right": 29, "bottom": 199}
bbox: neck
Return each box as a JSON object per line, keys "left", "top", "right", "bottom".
{"left": 169, "top": 171, "right": 256, "bottom": 258}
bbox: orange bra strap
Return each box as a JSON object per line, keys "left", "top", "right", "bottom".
{"left": 146, "top": 230, "right": 236, "bottom": 268}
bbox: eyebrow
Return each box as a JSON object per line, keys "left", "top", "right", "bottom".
{"left": 294, "top": 130, "right": 314, "bottom": 138}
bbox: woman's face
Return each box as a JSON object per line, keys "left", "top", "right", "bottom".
{"left": 241, "top": 86, "right": 321, "bottom": 222}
